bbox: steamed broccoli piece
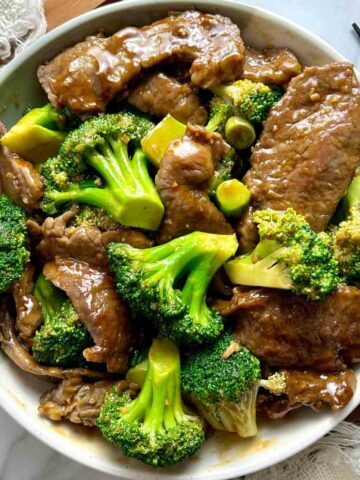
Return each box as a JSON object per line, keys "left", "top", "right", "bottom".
{"left": 41, "top": 112, "right": 164, "bottom": 231}
{"left": 206, "top": 96, "right": 234, "bottom": 135}
{"left": 259, "top": 372, "right": 287, "bottom": 395}
{"left": 32, "top": 273, "right": 92, "bottom": 367}
{"left": 225, "top": 208, "right": 339, "bottom": 300}
{"left": 1, "top": 104, "right": 66, "bottom": 163}
{"left": 212, "top": 79, "right": 282, "bottom": 123}
{"left": 327, "top": 175, "right": 360, "bottom": 282}
{"left": 0, "top": 195, "right": 29, "bottom": 292}
{"left": 97, "top": 337, "right": 205, "bottom": 467}
{"left": 70, "top": 205, "right": 122, "bottom": 232}
{"left": 209, "top": 150, "right": 236, "bottom": 194}
{"left": 108, "top": 231, "right": 238, "bottom": 346}
{"left": 181, "top": 332, "right": 262, "bottom": 438}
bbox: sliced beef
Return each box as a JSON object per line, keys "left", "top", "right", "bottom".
{"left": 258, "top": 369, "right": 356, "bottom": 419}
{"left": 43, "top": 258, "right": 133, "bottom": 373}
{"left": 39, "top": 377, "right": 138, "bottom": 426}
{"left": 127, "top": 72, "right": 208, "bottom": 125}
{"left": 242, "top": 47, "right": 301, "bottom": 85}
{"left": 26, "top": 206, "right": 152, "bottom": 270}
{"left": 215, "top": 285, "right": 360, "bottom": 371}
{"left": 0, "top": 298, "right": 106, "bottom": 379}
{"left": 38, "top": 11, "right": 245, "bottom": 115}
{"left": 0, "top": 122, "right": 43, "bottom": 210}
{"left": 12, "top": 264, "right": 43, "bottom": 347}
{"left": 238, "top": 63, "right": 360, "bottom": 250}
{"left": 155, "top": 124, "right": 233, "bottom": 243}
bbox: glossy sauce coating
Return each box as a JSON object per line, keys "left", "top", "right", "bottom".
{"left": 44, "top": 258, "right": 133, "bottom": 373}
{"left": 38, "top": 11, "right": 245, "bottom": 114}
{"left": 238, "top": 63, "right": 360, "bottom": 250}
{"left": 258, "top": 369, "right": 356, "bottom": 418}
{"left": 215, "top": 286, "right": 360, "bottom": 371}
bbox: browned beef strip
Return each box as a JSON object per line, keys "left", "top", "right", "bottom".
{"left": 43, "top": 258, "right": 133, "bottom": 373}
{"left": 38, "top": 11, "right": 245, "bottom": 115}
{"left": 26, "top": 206, "right": 152, "bottom": 270}
{"left": 39, "top": 377, "right": 138, "bottom": 425}
{"left": 127, "top": 72, "right": 208, "bottom": 125}
{"left": 258, "top": 369, "right": 356, "bottom": 419}
{"left": 0, "top": 122, "right": 43, "bottom": 210}
{"left": 155, "top": 124, "right": 233, "bottom": 243}
{"left": 238, "top": 63, "right": 360, "bottom": 251}
{"left": 214, "top": 286, "right": 360, "bottom": 371}
{"left": 242, "top": 47, "right": 301, "bottom": 85}
{"left": 12, "top": 264, "right": 43, "bottom": 347}
{"left": 0, "top": 298, "right": 106, "bottom": 379}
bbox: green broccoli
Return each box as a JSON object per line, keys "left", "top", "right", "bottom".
{"left": 41, "top": 112, "right": 164, "bottom": 231}
{"left": 32, "top": 273, "right": 92, "bottom": 367}
{"left": 212, "top": 79, "right": 282, "bottom": 123}
{"left": 206, "top": 96, "right": 255, "bottom": 150}
{"left": 225, "top": 208, "right": 339, "bottom": 300}
{"left": 1, "top": 104, "right": 66, "bottom": 163}
{"left": 108, "top": 231, "right": 238, "bottom": 346}
{"left": 205, "top": 96, "right": 234, "bottom": 135}
{"left": 97, "top": 336, "right": 205, "bottom": 467}
{"left": 70, "top": 205, "right": 122, "bottom": 232}
{"left": 326, "top": 175, "right": 360, "bottom": 282}
{"left": 181, "top": 332, "right": 286, "bottom": 438}
{"left": 0, "top": 195, "right": 29, "bottom": 292}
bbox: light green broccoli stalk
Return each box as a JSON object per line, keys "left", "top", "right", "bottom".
{"left": 108, "top": 231, "right": 238, "bottom": 346}
{"left": 1, "top": 104, "right": 66, "bottom": 163}
{"left": 97, "top": 336, "right": 205, "bottom": 467}
{"left": 41, "top": 111, "right": 164, "bottom": 231}
{"left": 225, "top": 208, "right": 339, "bottom": 300}
{"left": 181, "top": 333, "right": 286, "bottom": 438}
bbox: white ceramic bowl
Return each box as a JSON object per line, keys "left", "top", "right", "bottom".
{"left": 0, "top": 1, "right": 359, "bottom": 479}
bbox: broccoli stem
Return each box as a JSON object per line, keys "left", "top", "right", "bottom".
{"left": 123, "top": 337, "right": 180, "bottom": 433}
{"left": 34, "top": 272, "right": 66, "bottom": 321}
{"left": 225, "top": 239, "right": 293, "bottom": 290}
{"left": 85, "top": 147, "right": 130, "bottom": 193}
{"left": 47, "top": 186, "right": 123, "bottom": 221}
{"left": 344, "top": 175, "right": 360, "bottom": 212}
{"left": 182, "top": 254, "right": 216, "bottom": 317}
{"left": 206, "top": 109, "right": 227, "bottom": 133}
{"left": 87, "top": 140, "right": 164, "bottom": 230}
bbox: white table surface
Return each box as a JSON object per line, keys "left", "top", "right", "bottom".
{"left": 1, "top": 1, "right": 360, "bottom": 479}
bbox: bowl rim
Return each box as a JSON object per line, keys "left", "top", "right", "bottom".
{"left": 0, "top": 1, "right": 357, "bottom": 479}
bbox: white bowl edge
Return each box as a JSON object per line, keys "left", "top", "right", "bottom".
{"left": 0, "top": 1, "right": 359, "bottom": 479}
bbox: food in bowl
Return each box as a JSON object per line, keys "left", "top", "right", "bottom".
{"left": 0, "top": 7, "right": 360, "bottom": 469}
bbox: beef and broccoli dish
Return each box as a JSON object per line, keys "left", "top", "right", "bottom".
{"left": 1, "top": 9, "right": 360, "bottom": 468}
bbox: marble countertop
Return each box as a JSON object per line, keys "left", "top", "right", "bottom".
{"left": 1, "top": 1, "right": 360, "bottom": 479}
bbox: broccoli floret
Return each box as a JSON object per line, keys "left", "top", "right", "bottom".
{"left": 326, "top": 175, "right": 360, "bottom": 282}
{"left": 259, "top": 372, "right": 287, "bottom": 395}
{"left": 70, "top": 205, "right": 121, "bottom": 232}
{"left": 32, "top": 273, "right": 92, "bottom": 367}
{"left": 41, "top": 112, "right": 164, "bottom": 231}
{"left": 97, "top": 337, "right": 205, "bottom": 467}
{"left": 108, "top": 231, "right": 238, "bottom": 346}
{"left": 225, "top": 208, "right": 339, "bottom": 300}
{"left": 0, "top": 195, "right": 29, "bottom": 292}
{"left": 212, "top": 79, "right": 282, "bottom": 123}
{"left": 0, "top": 104, "right": 66, "bottom": 163}
{"left": 209, "top": 150, "right": 236, "bottom": 194}
{"left": 205, "top": 97, "right": 235, "bottom": 192}
{"left": 181, "top": 332, "right": 262, "bottom": 437}
{"left": 206, "top": 96, "right": 234, "bottom": 135}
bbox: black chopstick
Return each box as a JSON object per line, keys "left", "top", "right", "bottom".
{"left": 353, "top": 23, "right": 360, "bottom": 40}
